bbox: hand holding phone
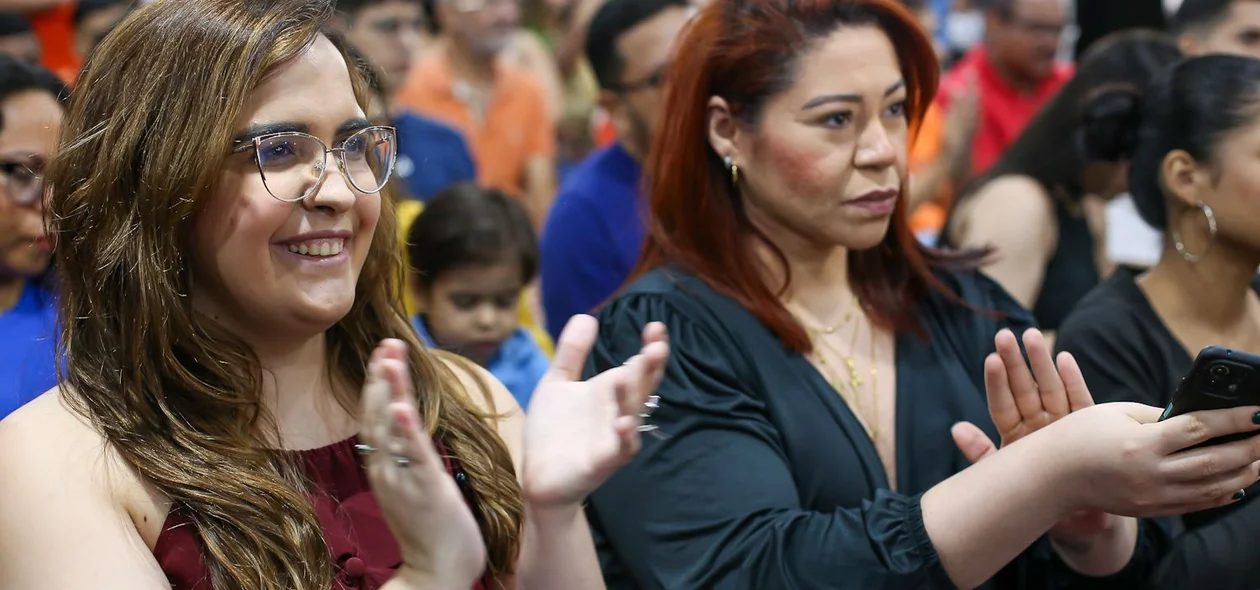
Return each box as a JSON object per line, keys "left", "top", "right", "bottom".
{"left": 1159, "top": 346, "right": 1260, "bottom": 448}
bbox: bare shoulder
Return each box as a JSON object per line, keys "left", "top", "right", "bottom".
{"left": 0, "top": 388, "right": 168, "bottom": 587}
{"left": 968, "top": 175, "right": 1053, "bottom": 211}
{"left": 433, "top": 352, "right": 526, "bottom": 472}
{"left": 954, "top": 175, "right": 1057, "bottom": 244}
{"left": 0, "top": 389, "right": 111, "bottom": 481}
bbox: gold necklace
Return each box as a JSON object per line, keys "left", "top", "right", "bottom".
{"left": 798, "top": 299, "right": 880, "bottom": 441}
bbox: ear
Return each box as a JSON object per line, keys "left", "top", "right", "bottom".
{"left": 410, "top": 276, "right": 431, "bottom": 313}
{"left": 1177, "top": 34, "right": 1200, "bottom": 56}
{"left": 1161, "top": 149, "right": 1208, "bottom": 208}
{"left": 707, "top": 95, "right": 744, "bottom": 169}
{"left": 596, "top": 89, "right": 621, "bottom": 117}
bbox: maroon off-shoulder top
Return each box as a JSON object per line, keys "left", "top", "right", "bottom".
{"left": 152, "top": 436, "right": 490, "bottom": 590}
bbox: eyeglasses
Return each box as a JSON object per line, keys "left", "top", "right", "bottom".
{"left": 607, "top": 63, "right": 668, "bottom": 94}
{"left": 0, "top": 159, "right": 44, "bottom": 207}
{"left": 231, "top": 126, "right": 398, "bottom": 203}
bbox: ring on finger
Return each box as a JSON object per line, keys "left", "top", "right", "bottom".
{"left": 640, "top": 395, "right": 660, "bottom": 419}
{"left": 354, "top": 443, "right": 377, "bottom": 456}
{"left": 393, "top": 455, "right": 412, "bottom": 468}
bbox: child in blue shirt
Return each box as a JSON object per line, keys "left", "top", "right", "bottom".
{"left": 406, "top": 183, "right": 550, "bottom": 409}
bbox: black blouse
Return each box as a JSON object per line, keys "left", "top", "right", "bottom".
{"left": 583, "top": 266, "right": 1160, "bottom": 590}
{"left": 1056, "top": 266, "right": 1260, "bottom": 590}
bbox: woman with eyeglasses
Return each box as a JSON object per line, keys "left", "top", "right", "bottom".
{"left": 0, "top": 55, "right": 64, "bottom": 421}
{"left": 0, "top": 1, "right": 669, "bottom": 589}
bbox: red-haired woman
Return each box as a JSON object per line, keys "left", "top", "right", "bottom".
{"left": 581, "top": 1, "right": 1260, "bottom": 588}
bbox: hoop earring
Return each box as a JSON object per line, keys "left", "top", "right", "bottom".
{"left": 724, "top": 156, "right": 739, "bottom": 185}
{"left": 1173, "top": 200, "right": 1217, "bottom": 263}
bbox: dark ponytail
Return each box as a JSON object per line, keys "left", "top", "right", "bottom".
{"left": 1077, "top": 88, "right": 1144, "bottom": 163}
{"left": 962, "top": 29, "right": 1180, "bottom": 204}
{"left": 1129, "top": 54, "right": 1260, "bottom": 231}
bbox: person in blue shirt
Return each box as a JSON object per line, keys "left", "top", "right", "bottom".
{"left": 0, "top": 55, "right": 64, "bottom": 419}
{"left": 406, "top": 183, "right": 549, "bottom": 409}
{"left": 336, "top": 0, "right": 476, "bottom": 201}
{"left": 539, "top": 0, "right": 693, "bottom": 341}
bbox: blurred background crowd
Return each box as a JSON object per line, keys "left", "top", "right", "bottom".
{"left": 0, "top": 0, "right": 1235, "bottom": 413}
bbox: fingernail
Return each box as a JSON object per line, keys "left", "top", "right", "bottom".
{"left": 1234, "top": 490, "right": 1247, "bottom": 501}
{"left": 1251, "top": 411, "right": 1260, "bottom": 425}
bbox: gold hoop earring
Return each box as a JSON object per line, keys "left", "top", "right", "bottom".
{"left": 724, "top": 156, "right": 739, "bottom": 185}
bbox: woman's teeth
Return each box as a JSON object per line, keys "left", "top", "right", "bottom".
{"left": 286, "top": 239, "right": 344, "bottom": 257}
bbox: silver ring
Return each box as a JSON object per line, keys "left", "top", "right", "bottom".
{"left": 354, "top": 443, "right": 376, "bottom": 456}
{"left": 393, "top": 455, "right": 412, "bottom": 468}
{"left": 640, "top": 395, "right": 660, "bottom": 419}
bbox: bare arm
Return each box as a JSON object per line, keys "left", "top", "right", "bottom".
{"left": 0, "top": 393, "right": 171, "bottom": 589}
{"left": 950, "top": 176, "right": 1058, "bottom": 309}
{"left": 449, "top": 361, "right": 605, "bottom": 590}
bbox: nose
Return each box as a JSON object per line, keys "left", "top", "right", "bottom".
{"left": 304, "top": 161, "right": 358, "bottom": 215}
{"left": 473, "top": 303, "right": 498, "bottom": 329}
{"left": 853, "top": 120, "right": 898, "bottom": 170}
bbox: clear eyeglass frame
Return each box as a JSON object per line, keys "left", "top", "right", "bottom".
{"left": 230, "top": 125, "right": 398, "bottom": 203}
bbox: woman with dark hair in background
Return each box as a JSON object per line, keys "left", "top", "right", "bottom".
{"left": 1056, "top": 54, "right": 1260, "bottom": 590}
{"left": 581, "top": 2, "right": 1260, "bottom": 589}
{"left": 944, "top": 31, "right": 1182, "bottom": 338}
{"left": 0, "top": 54, "right": 63, "bottom": 420}
{"left": 0, "top": 1, "right": 670, "bottom": 589}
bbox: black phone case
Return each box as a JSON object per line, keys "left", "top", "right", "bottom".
{"left": 1159, "top": 346, "right": 1260, "bottom": 448}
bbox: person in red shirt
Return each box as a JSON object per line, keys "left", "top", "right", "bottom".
{"left": 935, "top": 0, "right": 1072, "bottom": 178}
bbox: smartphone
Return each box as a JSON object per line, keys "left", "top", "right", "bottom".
{"left": 1159, "top": 346, "right": 1260, "bottom": 448}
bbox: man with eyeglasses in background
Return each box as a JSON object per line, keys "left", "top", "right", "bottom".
{"left": 538, "top": 0, "right": 693, "bottom": 342}
{"left": 396, "top": 0, "right": 557, "bottom": 231}
{"left": 335, "top": 0, "right": 478, "bottom": 202}
{"left": 0, "top": 54, "right": 64, "bottom": 420}
{"left": 934, "top": 0, "right": 1072, "bottom": 179}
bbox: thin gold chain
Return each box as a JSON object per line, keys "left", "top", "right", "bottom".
{"left": 798, "top": 298, "right": 879, "bottom": 441}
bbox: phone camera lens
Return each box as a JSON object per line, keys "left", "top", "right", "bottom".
{"left": 1211, "top": 364, "right": 1231, "bottom": 379}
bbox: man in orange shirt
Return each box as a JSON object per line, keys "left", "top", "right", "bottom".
{"left": 396, "top": 0, "right": 556, "bottom": 230}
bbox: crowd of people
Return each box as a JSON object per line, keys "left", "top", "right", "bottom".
{"left": 2, "top": 0, "right": 1260, "bottom": 588}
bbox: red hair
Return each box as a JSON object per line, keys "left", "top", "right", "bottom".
{"left": 632, "top": 0, "right": 985, "bottom": 353}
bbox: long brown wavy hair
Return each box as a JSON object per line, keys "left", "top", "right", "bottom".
{"left": 43, "top": 0, "right": 523, "bottom": 588}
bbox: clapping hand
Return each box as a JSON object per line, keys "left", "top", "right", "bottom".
{"left": 359, "top": 340, "right": 487, "bottom": 588}
{"left": 521, "top": 315, "right": 669, "bottom": 508}
{"left": 951, "top": 329, "right": 1113, "bottom": 544}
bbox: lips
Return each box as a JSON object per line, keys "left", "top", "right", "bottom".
{"left": 844, "top": 188, "right": 899, "bottom": 216}
{"left": 847, "top": 188, "right": 899, "bottom": 205}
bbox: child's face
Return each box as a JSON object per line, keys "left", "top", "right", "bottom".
{"left": 417, "top": 261, "right": 524, "bottom": 366}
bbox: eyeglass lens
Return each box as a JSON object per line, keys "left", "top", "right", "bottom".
{"left": 0, "top": 160, "right": 43, "bottom": 206}
{"left": 255, "top": 128, "right": 395, "bottom": 202}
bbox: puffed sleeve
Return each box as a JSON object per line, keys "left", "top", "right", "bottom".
{"left": 582, "top": 290, "right": 954, "bottom": 590}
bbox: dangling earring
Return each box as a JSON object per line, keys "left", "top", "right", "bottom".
{"left": 1173, "top": 200, "right": 1218, "bottom": 263}
{"left": 724, "top": 156, "right": 740, "bottom": 185}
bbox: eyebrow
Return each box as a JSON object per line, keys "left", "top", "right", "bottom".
{"left": 230, "top": 117, "right": 374, "bottom": 145}
{"left": 801, "top": 80, "right": 907, "bottom": 110}
{"left": 336, "top": 117, "right": 374, "bottom": 136}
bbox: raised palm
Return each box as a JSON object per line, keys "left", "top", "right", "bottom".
{"left": 952, "top": 329, "right": 1111, "bottom": 543}
{"left": 521, "top": 316, "right": 669, "bottom": 507}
